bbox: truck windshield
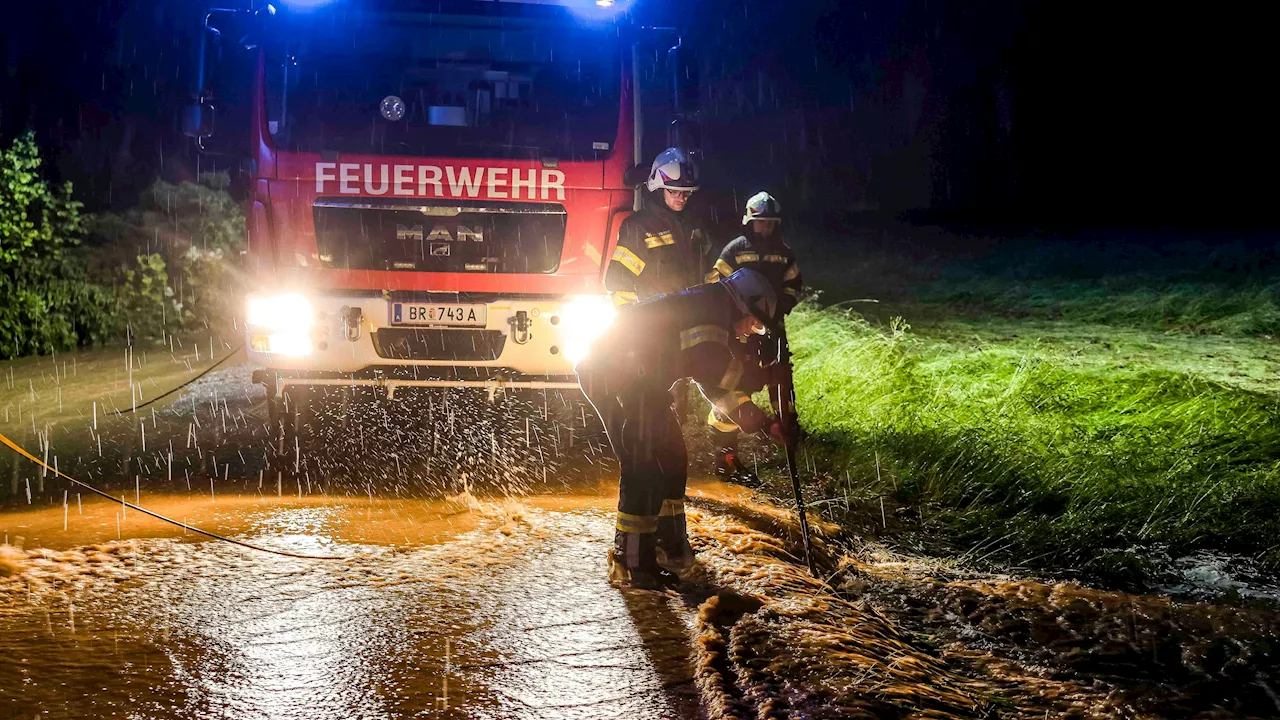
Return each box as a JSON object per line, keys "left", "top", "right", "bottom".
{"left": 266, "top": 10, "right": 621, "bottom": 161}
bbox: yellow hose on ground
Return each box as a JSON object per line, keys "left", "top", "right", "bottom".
{"left": 0, "top": 428, "right": 344, "bottom": 561}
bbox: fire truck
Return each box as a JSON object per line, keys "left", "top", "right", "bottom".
{"left": 185, "top": 0, "right": 697, "bottom": 460}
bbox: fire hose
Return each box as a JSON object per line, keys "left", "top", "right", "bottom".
{"left": 0, "top": 429, "right": 345, "bottom": 560}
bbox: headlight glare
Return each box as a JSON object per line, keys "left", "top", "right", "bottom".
{"left": 246, "top": 293, "right": 314, "bottom": 332}
{"left": 247, "top": 293, "right": 316, "bottom": 357}
{"left": 266, "top": 332, "right": 314, "bottom": 357}
{"left": 560, "top": 295, "right": 616, "bottom": 365}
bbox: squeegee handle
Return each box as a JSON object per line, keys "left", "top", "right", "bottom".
{"left": 785, "top": 434, "right": 817, "bottom": 576}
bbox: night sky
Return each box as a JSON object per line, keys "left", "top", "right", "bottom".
{"left": 2, "top": 0, "right": 1273, "bottom": 226}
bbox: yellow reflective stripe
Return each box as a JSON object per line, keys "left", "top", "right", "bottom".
{"left": 680, "top": 324, "right": 730, "bottom": 349}
{"left": 612, "top": 246, "right": 646, "bottom": 276}
{"left": 715, "top": 391, "right": 752, "bottom": 416}
{"left": 735, "top": 252, "right": 760, "bottom": 264}
{"left": 643, "top": 232, "right": 676, "bottom": 249}
{"left": 714, "top": 258, "right": 734, "bottom": 278}
{"left": 611, "top": 291, "right": 639, "bottom": 306}
{"left": 616, "top": 512, "right": 658, "bottom": 534}
{"left": 783, "top": 263, "right": 800, "bottom": 281}
{"left": 707, "top": 408, "right": 740, "bottom": 432}
{"left": 582, "top": 243, "right": 603, "bottom": 267}
{"left": 659, "top": 499, "right": 685, "bottom": 517}
{"left": 784, "top": 287, "right": 799, "bottom": 298}
{"left": 719, "top": 357, "right": 744, "bottom": 392}
{"left": 764, "top": 254, "right": 789, "bottom": 264}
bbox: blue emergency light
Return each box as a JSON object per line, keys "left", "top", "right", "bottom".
{"left": 273, "top": 0, "right": 632, "bottom": 17}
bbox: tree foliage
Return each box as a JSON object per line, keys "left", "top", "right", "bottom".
{"left": 87, "top": 172, "right": 245, "bottom": 342}
{"left": 0, "top": 132, "right": 114, "bottom": 358}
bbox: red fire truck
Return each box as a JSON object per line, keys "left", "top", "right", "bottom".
{"left": 186, "top": 0, "right": 695, "bottom": 448}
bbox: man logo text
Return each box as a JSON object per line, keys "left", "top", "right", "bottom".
{"left": 425, "top": 226, "right": 484, "bottom": 243}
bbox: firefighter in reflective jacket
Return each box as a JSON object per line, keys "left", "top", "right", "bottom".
{"left": 605, "top": 148, "right": 711, "bottom": 307}
{"left": 705, "top": 192, "right": 803, "bottom": 481}
{"left": 577, "top": 269, "right": 789, "bottom": 589}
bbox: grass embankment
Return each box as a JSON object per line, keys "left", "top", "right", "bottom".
{"left": 787, "top": 233, "right": 1280, "bottom": 584}
{"left": 0, "top": 338, "right": 241, "bottom": 503}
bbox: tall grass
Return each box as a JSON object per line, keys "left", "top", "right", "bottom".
{"left": 921, "top": 278, "right": 1280, "bottom": 336}
{"left": 919, "top": 236, "right": 1280, "bottom": 335}
{"left": 787, "top": 301, "right": 1280, "bottom": 583}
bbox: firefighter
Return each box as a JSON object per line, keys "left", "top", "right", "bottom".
{"left": 604, "top": 147, "right": 712, "bottom": 307}
{"left": 704, "top": 192, "right": 803, "bottom": 482}
{"left": 605, "top": 147, "right": 714, "bottom": 424}
{"left": 577, "top": 269, "right": 790, "bottom": 589}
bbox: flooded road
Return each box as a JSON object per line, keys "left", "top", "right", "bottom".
{"left": 1, "top": 484, "right": 717, "bottom": 719}
{"left": 5, "top": 477, "right": 1280, "bottom": 718}
{"left": 3, "top": 354, "right": 1280, "bottom": 718}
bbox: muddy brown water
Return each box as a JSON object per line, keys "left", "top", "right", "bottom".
{"left": 5, "top": 479, "right": 1280, "bottom": 718}
{"left": 0, "top": 482, "right": 744, "bottom": 719}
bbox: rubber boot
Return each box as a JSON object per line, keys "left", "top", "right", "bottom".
{"left": 608, "top": 551, "right": 678, "bottom": 590}
{"left": 609, "top": 531, "right": 677, "bottom": 590}
{"left": 655, "top": 539, "right": 696, "bottom": 573}
{"left": 656, "top": 507, "right": 695, "bottom": 573}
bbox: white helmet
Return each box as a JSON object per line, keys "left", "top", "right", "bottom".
{"left": 721, "top": 269, "right": 779, "bottom": 329}
{"left": 646, "top": 147, "right": 700, "bottom": 193}
{"left": 742, "top": 191, "right": 782, "bottom": 225}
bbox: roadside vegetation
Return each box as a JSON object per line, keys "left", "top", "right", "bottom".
{"left": 779, "top": 229, "right": 1280, "bottom": 589}
{"left": 87, "top": 171, "right": 244, "bottom": 344}
{"left": 0, "top": 132, "right": 243, "bottom": 360}
{"left": 0, "top": 133, "right": 114, "bottom": 357}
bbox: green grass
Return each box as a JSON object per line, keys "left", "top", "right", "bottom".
{"left": 0, "top": 338, "right": 241, "bottom": 503}
{"left": 786, "top": 232, "right": 1280, "bottom": 585}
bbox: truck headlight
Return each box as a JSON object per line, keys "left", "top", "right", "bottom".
{"left": 247, "top": 293, "right": 315, "bottom": 357}
{"left": 560, "top": 295, "right": 616, "bottom": 365}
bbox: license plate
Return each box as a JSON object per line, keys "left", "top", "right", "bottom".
{"left": 390, "top": 303, "right": 487, "bottom": 327}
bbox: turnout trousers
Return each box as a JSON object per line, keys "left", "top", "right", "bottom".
{"left": 580, "top": 370, "right": 694, "bottom": 578}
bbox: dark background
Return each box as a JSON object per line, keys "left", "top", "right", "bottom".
{"left": 2, "top": 0, "right": 1273, "bottom": 227}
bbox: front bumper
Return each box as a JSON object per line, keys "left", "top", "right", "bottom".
{"left": 245, "top": 291, "right": 608, "bottom": 394}
{"left": 253, "top": 369, "right": 581, "bottom": 399}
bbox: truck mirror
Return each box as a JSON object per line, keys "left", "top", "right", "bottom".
{"left": 667, "top": 38, "right": 701, "bottom": 117}
{"left": 182, "top": 6, "right": 271, "bottom": 141}
{"left": 183, "top": 24, "right": 220, "bottom": 139}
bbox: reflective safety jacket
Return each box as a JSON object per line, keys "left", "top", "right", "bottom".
{"left": 706, "top": 230, "right": 803, "bottom": 313}
{"left": 605, "top": 201, "right": 712, "bottom": 307}
{"left": 577, "top": 283, "right": 771, "bottom": 433}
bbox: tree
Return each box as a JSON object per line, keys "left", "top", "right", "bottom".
{"left": 0, "top": 132, "right": 113, "bottom": 358}
{"left": 87, "top": 172, "right": 245, "bottom": 341}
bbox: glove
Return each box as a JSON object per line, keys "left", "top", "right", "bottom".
{"left": 762, "top": 416, "right": 790, "bottom": 447}
{"left": 770, "top": 364, "right": 795, "bottom": 392}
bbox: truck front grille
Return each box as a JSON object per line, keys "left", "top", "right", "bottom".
{"left": 313, "top": 198, "right": 565, "bottom": 274}
{"left": 371, "top": 329, "right": 507, "bottom": 362}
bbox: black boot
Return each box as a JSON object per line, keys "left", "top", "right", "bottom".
{"left": 656, "top": 504, "right": 695, "bottom": 573}
{"left": 610, "top": 530, "right": 678, "bottom": 590}
{"left": 608, "top": 551, "right": 679, "bottom": 590}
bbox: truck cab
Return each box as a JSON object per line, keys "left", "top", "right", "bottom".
{"left": 186, "top": 0, "right": 698, "bottom": 475}
{"left": 221, "top": 1, "right": 644, "bottom": 404}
